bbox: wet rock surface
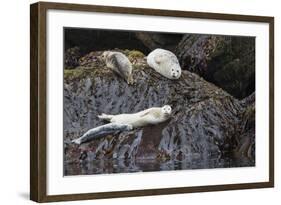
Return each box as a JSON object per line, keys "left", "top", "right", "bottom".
{"left": 63, "top": 51, "right": 255, "bottom": 176}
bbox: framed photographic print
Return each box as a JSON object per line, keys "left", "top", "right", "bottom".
{"left": 30, "top": 1, "right": 274, "bottom": 202}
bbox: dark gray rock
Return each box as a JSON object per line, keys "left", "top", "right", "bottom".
{"left": 135, "top": 32, "right": 183, "bottom": 51}
{"left": 64, "top": 28, "right": 255, "bottom": 99}
{"left": 63, "top": 51, "right": 255, "bottom": 175}
{"left": 175, "top": 35, "right": 255, "bottom": 99}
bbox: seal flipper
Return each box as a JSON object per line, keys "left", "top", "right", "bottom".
{"left": 139, "top": 110, "right": 151, "bottom": 118}
{"left": 154, "top": 53, "right": 166, "bottom": 64}
{"left": 98, "top": 113, "right": 114, "bottom": 121}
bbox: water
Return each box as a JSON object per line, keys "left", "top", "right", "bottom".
{"left": 64, "top": 155, "right": 254, "bottom": 176}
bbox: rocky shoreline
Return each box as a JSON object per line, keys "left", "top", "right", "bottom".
{"left": 63, "top": 49, "right": 255, "bottom": 175}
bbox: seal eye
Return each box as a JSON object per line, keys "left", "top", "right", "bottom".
{"left": 172, "top": 69, "right": 174, "bottom": 71}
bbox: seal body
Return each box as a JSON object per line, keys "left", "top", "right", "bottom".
{"left": 98, "top": 105, "right": 172, "bottom": 128}
{"left": 147, "top": 48, "right": 182, "bottom": 79}
{"left": 102, "top": 51, "right": 133, "bottom": 84}
{"left": 72, "top": 123, "right": 133, "bottom": 145}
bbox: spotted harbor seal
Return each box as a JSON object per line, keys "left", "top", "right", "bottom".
{"left": 98, "top": 105, "right": 172, "bottom": 128}
{"left": 101, "top": 51, "right": 133, "bottom": 84}
{"left": 147, "top": 48, "right": 182, "bottom": 79}
{"left": 72, "top": 123, "right": 133, "bottom": 145}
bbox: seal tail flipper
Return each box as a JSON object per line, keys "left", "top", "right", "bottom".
{"left": 98, "top": 113, "right": 114, "bottom": 121}
{"left": 72, "top": 138, "right": 82, "bottom": 145}
{"left": 127, "top": 74, "right": 134, "bottom": 85}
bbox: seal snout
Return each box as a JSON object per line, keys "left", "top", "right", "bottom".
{"left": 172, "top": 73, "right": 179, "bottom": 79}
{"left": 147, "top": 48, "right": 182, "bottom": 80}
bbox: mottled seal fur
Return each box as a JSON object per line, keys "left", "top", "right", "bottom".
{"left": 147, "top": 48, "right": 182, "bottom": 79}
{"left": 98, "top": 105, "right": 172, "bottom": 128}
{"left": 101, "top": 51, "right": 133, "bottom": 84}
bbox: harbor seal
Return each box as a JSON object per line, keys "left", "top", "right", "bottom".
{"left": 147, "top": 48, "right": 182, "bottom": 79}
{"left": 101, "top": 51, "right": 133, "bottom": 84}
{"left": 98, "top": 105, "right": 172, "bottom": 128}
{"left": 72, "top": 123, "right": 133, "bottom": 145}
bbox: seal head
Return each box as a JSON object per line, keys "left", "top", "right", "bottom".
{"left": 161, "top": 105, "right": 172, "bottom": 117}
{"left": 170, "top": 64, "right": 181, "bottom": 79}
